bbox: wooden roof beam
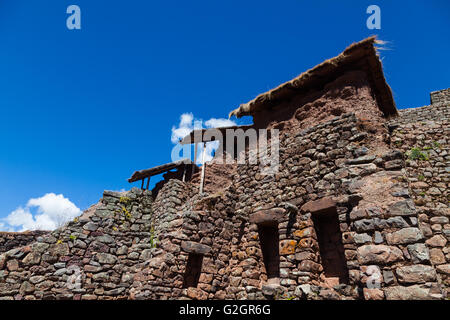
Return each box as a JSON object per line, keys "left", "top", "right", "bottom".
{"left": 179, "top": 125, "right": 254, "bottom": 145}
{"left": 128, "top": 158, "right": 195, "bottom": 183}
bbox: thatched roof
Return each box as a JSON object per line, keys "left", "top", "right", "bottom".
{"left": 180, "top": 125, "right": 253, "bottom": 145}
{"left": 229, "top": 36, "right": 397, "bottom": 118}
{"left": 128, "top": 159, "right": 195, "bottom": 182}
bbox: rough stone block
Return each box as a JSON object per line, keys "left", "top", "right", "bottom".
{"left": 181, "top": 241, "right": 211, "bottom": 255}
{"left": 385, "top": 228, "right": 424, "bottom": 245}
{"left": 357, "top": 245, "right": 403, "bottom": 264}
{"left": 387, "top": 200, "right": 416, "bottom": 217}
{"left": 301, "top": 197, "right": 336, "bottom": 215}
{"left": 396, "top": 265, "right": 437, "bottom": 284}
{"left": 436, "top": 264, "right": 450, "bottom": 275}
{"left": 384, "top": 285, "right": 433, "bottom": 300}
{"left": 425, "top": 234, "right": 447, "bottom": 247}
{"left": 407, "top": 243, "right": 430, "bottom": 263}
{"left": 249, "top": 208, "right": 286, "bottom": 226}
{"left": 363, "top": 288, "right": 384, "bottom": 300}
{"left": 279, "top": 240, "right": 297, "bottom": 255}
{"left": 429, "top": 248, "right": 446, "bottom": 265}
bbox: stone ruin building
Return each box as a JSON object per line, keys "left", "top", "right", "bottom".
{"left": 0, "top": 36, "right": 448, "bottom": 300}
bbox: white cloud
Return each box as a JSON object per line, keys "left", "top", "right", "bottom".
{"left": 171, "top": 113, "right": 194, "bottom": 144}
{"left": 1, "top": 193, "right": 82, "bottom": 232}
{"left": 204, "top": 118, "right": 236, "bottom": 129}
{"left": 171, "top": 113, "right": 237, "bottom": 163}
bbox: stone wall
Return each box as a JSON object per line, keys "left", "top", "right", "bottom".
{"left": 0, "top": 231, "right": 49, "bottom": 255}
{"left": 394, "top": 103, "right": 450, "bottom": 123}
{"left": 209, "top": 112, "right": 442, "bottom": 300}
{"left": 389, "top": 102, "right": 450, "bottom": 297}
{"left": 129, "top": 179, "right": 195, "bottom": 299}
{"left": 0, "top": 92, "right": 448, "bottom": 301}
{"left": 130, "top": 109, "right": 446, "bottom": 300}
{"left": 0, "top": 188, "right": 155, "bottom": 300}
{"left": 430, "top": 88, "right": 450, "bottom": 105}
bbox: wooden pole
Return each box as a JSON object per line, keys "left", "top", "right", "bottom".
{"left": 146, "top": 176, "right": 150, "bottom": 190}
{"left": 193, "top": 142, "right": 198, "bottom": 177}
{"left": 199, "top": 142, "right": 206, "bottom": 194}
{"left": 182, "top": 165, "right": 186, "bottom": 182}
{"left": 141, "top": 179, "right": 144, "bottom": 190}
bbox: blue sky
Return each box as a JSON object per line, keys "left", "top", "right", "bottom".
{"left": 0, "top": 1, "right": 449, "bottom": 230}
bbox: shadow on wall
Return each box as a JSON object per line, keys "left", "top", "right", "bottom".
{"left": 258, "top": 222, "right": 280, "bottom": 280}
{"left": 312, "top": 206, "right": 349, "bottom": 285}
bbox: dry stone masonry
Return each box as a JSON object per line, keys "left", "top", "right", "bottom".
{"left": 0, "top": 231, "right": 49, "bottom": 255}
{"left": 387, "top": 94, "right": 450, "bottom": 298}
{"left": 0, "top": 38, "right": 448, "bottom": 300}
{"left": 430, "top": 88, "right": 450, "bottom": 105}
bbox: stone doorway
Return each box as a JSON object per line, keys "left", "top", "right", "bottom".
{"left": 312, "top": 207, "right": 349, "bottom": 285}
{"left": 258, "top": 223, "right": 280, "bottom": 280}
{"left": 183, "top": 253, "right": 203, "bottom": 288}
